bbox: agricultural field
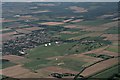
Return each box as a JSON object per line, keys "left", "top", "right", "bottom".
{"left": 1, "top": 2, "right": 119, "bottom": 80}
{"left": 0, "top": 29, "right": 15, "bottom": 34}
{"left": 57, "top": 30, "right": 90, "bottom": 40}
{"left": 70, "top": 20, "right": 113, "bottom": 26}
{"left": 22, "top": 36, "right": 112, "bottom": 75}
{"left": 105, "top": 27, "right": 119, "bottom": 34}
{"left": 0, "top": 59, "right": 16, "bottom": 69}
{"left": 106, "top": 46, "right": 119, "bottom": 53}
{"left": 91, "top": 65, "right": 119, "bottom": 78}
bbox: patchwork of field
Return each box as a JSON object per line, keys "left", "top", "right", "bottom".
{"left": 2, "top": 2, "right": 119, "bottom": 79}
{"left": 2, "top": 26, "right": 42, "bottom": 41}
{"left": 19, "top": 45, "right": 118, "bottom": 79}
{"left": 23, "top": 43, "right": 88, "bottom": 72}
{"left": 2, "top": 15, "right": 119, "bottom": 79}
{"left": 58, "top": 31, "right": 89, "bottom": 40}
{"left": 71, "top": 20, "right": 113, "bottom": 26}
{"left": 68, "top": 32, "right": 103, "bottom": 40}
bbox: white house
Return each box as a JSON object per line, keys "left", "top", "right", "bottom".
{"left": 19, "top": 51, "right": 25, "bottom": 55}
{"left": 48, "top": 43, "right": 51, "bottom": 46}
{"left": 45, "top": 44, "right": 48, "bottom": 47}
{"left": 57, "top": 62, "right": 64, "bottom": 66}
{"left": 55, "top": 41, "right": 59, "bottom": 44}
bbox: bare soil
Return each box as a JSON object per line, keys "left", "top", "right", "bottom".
{"left": 40, "top": 22, "right": 64, "bottom": 26}
{"left": 2, "top": 55, "right": 30, "bottom": 64}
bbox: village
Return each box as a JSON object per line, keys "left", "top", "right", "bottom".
{"left": 2, "top": 29, "right": 54, "bottom": 55}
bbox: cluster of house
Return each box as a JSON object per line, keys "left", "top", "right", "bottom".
{"left": 2, "top": 30, "right": 53, "bottom": 55}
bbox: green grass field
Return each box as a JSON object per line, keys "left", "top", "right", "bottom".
{"left": 24, "top": 36, "right": 109, "bottom": 71}
{"left": 25, "top": 37, "right": 108, "bottom": 60}
{"left": 106, "top": 46, "right": 119, "bottom": 53}
{"left": 59, "top": 31, "right": 89, "bottom": 40}
{"left": 23, "top": 57, "right": 86, "bottom": 71}
{"left": 25, "top": 42, "right": 78, "bottom": 59}
{"left": 23, "top": 59, "right": 51, "bottom": 70}
{"left": 58, "top": 58, "right": 86, "bottom": 71}
{"left": 24, "top": 42, "right": 88, "bottom": 70}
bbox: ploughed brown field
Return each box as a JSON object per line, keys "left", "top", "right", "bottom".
{"left": 40, "top": 22, "right": 64, "bottom": 26}
{"left": 0, "top": 65, "right": 41, "bottom": 78}
{"left": 2, "top": 31, "right": 18, "bottom": 41}
{"left": 2, "top": 55, "right": 30, "bottom": 64}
